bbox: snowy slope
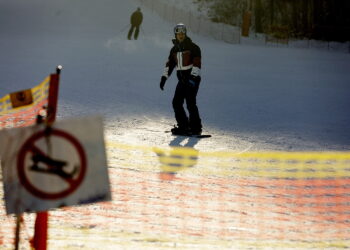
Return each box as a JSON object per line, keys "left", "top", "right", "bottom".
{"left": 0, "top": 0, "right": 350, "bottom": 152}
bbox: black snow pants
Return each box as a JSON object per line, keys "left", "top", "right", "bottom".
{"left": 128, "top": 25, "right": 140, "bottom": 40}
{"left": 172, "top": 78, "right": 202, "bottom": 131}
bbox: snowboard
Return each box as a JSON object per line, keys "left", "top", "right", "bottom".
{"left": 165, "top": 131, "right": 211, "bottom": 138}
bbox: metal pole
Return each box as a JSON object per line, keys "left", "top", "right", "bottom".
{"left": 32, "top": 66, "right": 61, "bottom": 250}
{"left": 14, "top": 215, "right": 22, "bottom": 250}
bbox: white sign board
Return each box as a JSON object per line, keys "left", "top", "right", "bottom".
{"left": 0, "top": 115, "right": 111, "bottom": 214}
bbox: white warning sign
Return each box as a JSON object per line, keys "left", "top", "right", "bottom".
{"left": 0, "top": 115, "right": 111, "bottom": 214}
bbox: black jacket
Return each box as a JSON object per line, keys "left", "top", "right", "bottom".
{"left": 165, "top": 36, "right": 201, "bottom": 82}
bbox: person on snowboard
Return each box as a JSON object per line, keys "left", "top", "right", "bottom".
{"left": 128, "top": 7, "right": 143, "bottom": 40}
{"left": 159, "top": 23, "right": 202, "bottom": 136}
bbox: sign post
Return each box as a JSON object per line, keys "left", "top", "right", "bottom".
{"left": 1, "top": 66, "right": 110, "bottom": 249}
{"left": 33, "top": 65, "right": 61, "bottom": 250}
{"left": 1, "top": 116, "right": 111, "bottom": 247}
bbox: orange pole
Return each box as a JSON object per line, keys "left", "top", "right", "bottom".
{"left": 32, "top": 66, "right": 61, "bottom": 250}
{"left": 32, "top": 212, "right": 48, "bottom": 250}
{"left": 46, "top": 66, "right": 61, "bottom": 125}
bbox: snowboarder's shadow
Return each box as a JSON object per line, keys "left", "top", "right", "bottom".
{"left": 169, "top": 136, "right": 199, "bottom": 148}
{"left": 154, "top": 136, "right": 200, "bottom": 181}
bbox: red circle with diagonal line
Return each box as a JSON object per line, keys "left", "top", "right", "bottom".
{"left": 17, "top": 129, "right": 87, "bottom": 200}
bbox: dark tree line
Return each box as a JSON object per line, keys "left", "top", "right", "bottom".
{"left": 195, "top": 0, "right": 350, "bottom": 41}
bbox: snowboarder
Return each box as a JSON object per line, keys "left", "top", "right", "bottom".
{"left": 159, "top": 23, "right": 202, "bottom": 136}
{"left": 127, "top": 7, "right": 143, "bottom": 40}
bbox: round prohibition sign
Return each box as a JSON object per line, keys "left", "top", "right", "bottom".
{"left": 17, "top": 129, "right": 87, "bottom": 200}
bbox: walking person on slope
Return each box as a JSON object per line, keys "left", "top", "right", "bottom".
{"left": 159, "top": 23, "right": 203, "bottom": 136}
{"left": 127, "top": 7, "right": 143, "bottom": 40}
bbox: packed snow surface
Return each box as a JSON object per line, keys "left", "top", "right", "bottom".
{"left": 0, "top": 0, "right": 349, "bottom": 152}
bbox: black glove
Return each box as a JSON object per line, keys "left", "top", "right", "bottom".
{"left": 188, "top": 75, "right": 201, "bottom": 87}
{"left": 160, "top": 76, "right": 167, "bottom": 90}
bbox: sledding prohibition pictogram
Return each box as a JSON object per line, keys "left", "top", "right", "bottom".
{"left": 17, "top": 128, "right": 87, "bottom": 200}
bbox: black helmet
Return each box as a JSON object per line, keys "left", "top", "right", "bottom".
{"left": 174, "top": 23, "right": 187, "bottom": 35}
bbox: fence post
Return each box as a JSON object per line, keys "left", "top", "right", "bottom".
{"left": 172, "top": 5, "right": 175, "bottom": 23}
{"left": 198, "top": 15, "right": 201, "bottom": 34}
{"left": 164, "top": 3, "right": 167, "bottom": 21}
{"left": 238, "top": 27, "right": 241, "bottom": 44}
{"left": 221, "top": 23, "right": 225, "bottom": 41}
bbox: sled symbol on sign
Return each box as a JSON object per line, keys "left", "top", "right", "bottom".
{"left": 17, "top": 129, "right": 87, "bottom": 200}
{"left": 30, "top": 153, "right": 78, "bottom": 180}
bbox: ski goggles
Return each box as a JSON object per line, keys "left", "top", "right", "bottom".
{"left": 174, "top": 26, "right": 186, "bottom": 34}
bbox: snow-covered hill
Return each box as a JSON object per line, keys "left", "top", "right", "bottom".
{"left": 1, "top": 0, "right": 349, "bottom": 152}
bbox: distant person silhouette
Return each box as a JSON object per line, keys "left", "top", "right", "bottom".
{"left": 128, "top": 7, "right": 143, "bottom": 40}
